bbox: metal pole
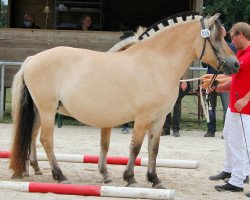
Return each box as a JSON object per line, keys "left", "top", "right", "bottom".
{"left": 0, "top": 65, "right": 5, "bottom": 119}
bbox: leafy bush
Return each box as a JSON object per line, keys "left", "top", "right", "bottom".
{"left": 0, "top": 0, "right": 8, "bottom": 28}
{"left": 203, "top": 0, "right": 250, "bottom": 30}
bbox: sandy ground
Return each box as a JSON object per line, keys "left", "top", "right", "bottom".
{"left": 0, "top": 123, "right": 249, "bottom": 200}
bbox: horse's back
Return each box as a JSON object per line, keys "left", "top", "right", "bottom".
{"left": 20, "top": 46, "right": 178, "bottom": 127}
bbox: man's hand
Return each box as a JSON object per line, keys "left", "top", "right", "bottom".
{"left": 180, "top": 81, "right": 187, "bottom": 91}
{"left": 200, "top": 78, "right": 211, "bottom": 90}
{"left": 200, "top": 76, "right": 217, "bottom": 92}
{"left": 201, "top": 75, "right": 213, "bottom": 90}
{"left": 234, "top": 98, "right": 249, "bottom": 112}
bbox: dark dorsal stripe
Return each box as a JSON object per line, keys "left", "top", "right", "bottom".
{"left": 138, "top": 11, "right": 205, "bottom": 40}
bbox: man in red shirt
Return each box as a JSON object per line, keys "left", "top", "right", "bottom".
{"left": 208, "top": 22, "right": 250, "bottom": 195}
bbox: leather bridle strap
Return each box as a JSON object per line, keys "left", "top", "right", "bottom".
{"left": 199, "top": 17, "right": 224, "bottom": 119}
{"left": 199, "top": 18, "right": 226, "bottom": 71}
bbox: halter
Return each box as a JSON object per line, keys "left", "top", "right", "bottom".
{"left": 199, "top": 17, "right": 224, "bottom": 89}
{"left": 199, "top": 18, "right": 226, "bottom": 72}
{"left": 199, "top": 17, "right": 227, "bottom": 118}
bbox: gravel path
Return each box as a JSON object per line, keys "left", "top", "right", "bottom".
{"left": 0, "top": 123, "right": 249, "bottom": 200}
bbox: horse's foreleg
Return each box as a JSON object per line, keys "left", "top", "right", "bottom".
{"left": 98, "top": 127, "right": 112, "bottom": 183}
{"left": 40, "top": 114, "right": 68, "bottom": 183}
{"left": 147, "top": 118, "right": 166, "bottom": 189}
{"left": 123, "top": 121, "right": 148, "bottom": 187}
{"left": 29, "top": 115, "right": 43, "bottom": 176}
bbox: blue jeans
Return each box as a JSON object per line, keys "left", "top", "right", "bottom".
{"left": 207, "top": 92, "right": 229, "bottom": 133}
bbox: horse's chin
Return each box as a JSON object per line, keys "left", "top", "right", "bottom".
{"left": 223, "top": 69, "right": 231, "bottom": 75}
{"left": 223, "top": 65, "right": 239, "bottom": 75}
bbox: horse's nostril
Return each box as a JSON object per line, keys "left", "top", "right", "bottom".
{"left": 234, "top": 62, "right": 240, "bottom": 68}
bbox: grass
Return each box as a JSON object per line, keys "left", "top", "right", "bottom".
{"left": 181, "top": 94, "right": 224, "bottom": 132}
{"left": 1, "top": 88, "right": 12, "bottom": 123}
{"left": 0, "top": 88, "right": 225, "bottom": 131}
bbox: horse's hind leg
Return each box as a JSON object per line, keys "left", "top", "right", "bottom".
{"left": 23, "top": 114, "right": 42, "bottom": 177}
{"left": 147, "top": 117, "right": 166, "bottom": 189}
{"left": 30, "top": 115, "right": 43, "bottom": 175}
{"left": 123, "top": 119, "right": 148, "bottom": 187}
{"left": 40, "top": 112, "right": 68, "bottom": 183}
{"left": 98, "top": 127, "right": 112, "bottom": 183}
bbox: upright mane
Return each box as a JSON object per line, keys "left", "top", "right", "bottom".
{"left": 138, "top": 12, "right": 204, "bottom": 40}
{"left": 108, "top": 26, "right": 146, "bottom": 52}
{"left": 108, "top": 12, "right": 204, "bottom": 52}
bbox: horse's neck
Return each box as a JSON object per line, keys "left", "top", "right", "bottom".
{"left": 137, "top": 22, "right": 199, "bottom": 81}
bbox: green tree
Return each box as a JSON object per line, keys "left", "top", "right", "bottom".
{"left": 245, "top": 0, "right": 250, "bottom": 22}
{"left": 0, "top": 0, "right": 8, "bottom": 28}
{"left": 203, "top": 0, "right": 250, "bottom": 30}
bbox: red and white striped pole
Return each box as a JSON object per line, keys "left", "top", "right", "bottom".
{"left": 0, "top": 181, "right": 175, "bottom": 200}
{"left": 0, "top": 151, "right": 199, "bottom": 169}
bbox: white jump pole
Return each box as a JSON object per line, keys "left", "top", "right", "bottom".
{"left": 0, "top": 181, "right": 175, "bottom": 200}
{"left": 0, "top": 151, "right": 200, "bottom": 169}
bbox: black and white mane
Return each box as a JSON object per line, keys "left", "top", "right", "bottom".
{"left": 138, "top": 12, "right": 203, "bottom": 40}
{"left": 108, "top": 12, "right": 204, "bottom": 52}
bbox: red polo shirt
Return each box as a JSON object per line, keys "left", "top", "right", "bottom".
{"left": 229, "top": 45, "right": 250, "bottom": 114}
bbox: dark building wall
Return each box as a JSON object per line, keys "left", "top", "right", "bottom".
{"left": 9, "top": 0, "right": 199, "bottom": 30}
{"left": 104, "top": 0, "right": 191, "bottom": 31}
{"left": 10, "top": 0, "right": 55, "bottom": 29}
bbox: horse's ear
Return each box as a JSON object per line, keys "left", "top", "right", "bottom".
{"left": 207, "top": 13, "right": 221, "bottom": 27}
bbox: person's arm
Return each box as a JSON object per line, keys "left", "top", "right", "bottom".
{"left": 216, "top": 77, "right": 231, "bottom": 84}
{"left": 201, "top": 74, "right": 229, "bottom": 80}
{"left": 200, "top": 75, "right": 231, "bottom": 90}
{"left": 215, "top": 79, "right": 231, "bottom": 92}
{"left": 234, "top": 91, "right": 250, "bottom": 112}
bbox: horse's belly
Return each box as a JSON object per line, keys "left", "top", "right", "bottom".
{"left": 62, "top": 98, "right": 134, "bottom": 127}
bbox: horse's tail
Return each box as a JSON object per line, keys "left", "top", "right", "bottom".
{"left": 9, "top": 60, "right": 37, "bottom": 175}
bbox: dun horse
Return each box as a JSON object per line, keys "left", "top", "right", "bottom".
{"left": 10, "top": 13, "right": 239, "bottom": 188}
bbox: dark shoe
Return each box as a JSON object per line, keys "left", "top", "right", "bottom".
{"left": 245, "top": 176, "right": 249, "bottom": 183}
{"left": 246, "top": 190, "right": 250, "bottom": 197}
{"left": 173, "top": 130, "right": 180, "bottom": 137}
{"left": 204, "top": 132, "right": 215, "bottom": 137}
{"left": 221, "top": 135, "right": 224, "bottom": 139}
{"left": 161, "top": 128, "right": 170, "bottom": 136}
{"left": 224, "top": 176, "right": 249, "bottom": 184}
{"left": 209, "top": 171, "right": 231, "bottom": 180}
{"left": 214, "top": 183, "right": 243, "bottom": 192}
{"left": 122, "top": 127, "right": 129, "bottom": 134}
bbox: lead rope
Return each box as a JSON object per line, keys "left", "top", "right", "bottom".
{"left": 180, "top": 77, "right": 210, "bottom": 122}
{"left": 179, "top": 72, "right": 219, "bottom": 123}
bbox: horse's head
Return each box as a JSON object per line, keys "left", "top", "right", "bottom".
{"left": 194, "top": 13, "right": 239, "bottom": 75}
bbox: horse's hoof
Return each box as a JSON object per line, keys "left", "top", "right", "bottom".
{"left": 35, "top": 170, "right": 43, "bottom": 175}
{"left": 103, "top": 178, "right": 112, "bottom": 183}
{"left": 23, "top": 172, "right": 30, "bottom": 177}
{"left": 59, "top": 180, "right": 71, "bottom": 184}
{"left": 11, "top": 173, "right": 24, "bottom": 179}
{"left": 153, "top": 182, "right": 166, "bottom": 189}
{"left": 126, "top": 182, "right": 140, "bottom": 187}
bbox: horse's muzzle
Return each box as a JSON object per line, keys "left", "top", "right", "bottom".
{"left": 223, "top": 60, "right": 240, "bottom": 75}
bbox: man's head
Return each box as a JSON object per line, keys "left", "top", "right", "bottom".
{"left": 24, "top": 13, "right": 34, "bottom": 28}
{"left": 82, "top": 15, "right": 92, "bottom": 30}
{"left": 229, "top": 22, "right": 250, "bottom": 50}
